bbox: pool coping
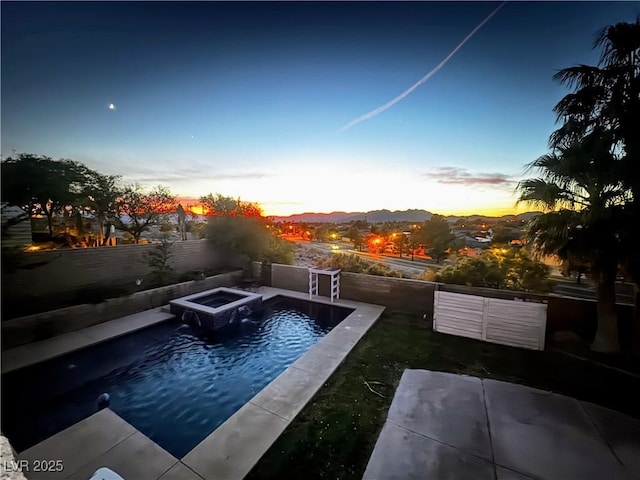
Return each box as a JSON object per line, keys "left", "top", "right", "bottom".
{"left": 169, "top": 286, "right": 263, "bottom": 319}
{"left": 8, "top": 287, "right": 385, "bottom": 480}
{"left": 1, "top": 307, "right": 176, "bottom": 374}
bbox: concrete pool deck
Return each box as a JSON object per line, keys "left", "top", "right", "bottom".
{"left": 4, "top": 287, "right": 385, "bottom": 480}
{"left": 364, "top": 369, "right": 640, "bottom": 480}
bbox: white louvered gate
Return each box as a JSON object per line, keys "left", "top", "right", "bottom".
{"left": 433, "top": 291, "right": 547, "bottom": 351}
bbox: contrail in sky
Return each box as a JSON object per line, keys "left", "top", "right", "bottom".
{"left": 338, "top": 1, "right": 508, "bottom": 134}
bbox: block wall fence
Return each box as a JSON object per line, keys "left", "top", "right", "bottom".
{"left": 2, "top": 240, "right": 240, "bottom": 301}
{"left": 268, "top": 263, "right": 634, "bottom": 345}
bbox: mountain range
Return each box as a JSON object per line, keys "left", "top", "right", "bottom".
{"left": 269, "top": 209, "right": 541, "bottom": 223}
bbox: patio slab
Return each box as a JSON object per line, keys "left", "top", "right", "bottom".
{"left": 387, "top": 370, "right": 492, "bottom": 461}
{"left": 363, "top": 421, "right": 495, "bottom": 480}
{"left": 182, "top": 402, "right": 289, "bottom": 480}
{"left": 495, "top": 466, "right": 535, "bottom": 480}
{"left": 17, "top": 409, "right": 136, "bottom": 480}
{"left": 580, "top": 401, "right": 640, "bottom": 479}
{"left": 157, "top": 462, "right": 203, "bottom": 480}
{"left": 484, "top": 379, "right": 628, "bottom": 480}
{"left": 65, "top": 432, "right": 177, "bottom": 480}
{"left": 365, "top": 370, "right": 637, "bottom": 480}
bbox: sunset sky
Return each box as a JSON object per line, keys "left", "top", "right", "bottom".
{"left": 2, "top": 2, "right": 638, "bottom": 217}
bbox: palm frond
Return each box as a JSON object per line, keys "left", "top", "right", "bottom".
{"left": 516, "top": 178, "right": 567, "bottom": 211}
{"left": 524, "top": 210, "right": 580, "bottom": 258}
{"left": 553, "top": 65, "right": 608, "bottom": 90}
{"left": 595, "top": 20, "right": 640, "bottom": 67}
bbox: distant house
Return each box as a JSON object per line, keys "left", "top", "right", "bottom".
{"left": 1, "top": 203, "right": 32, "bottom": 248}
{"left": 453, "top": 229, "right": 491, "bottom": 250}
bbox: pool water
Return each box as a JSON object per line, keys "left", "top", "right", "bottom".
{"left": 1, "top": 296, "right": 353, "bottom": 458}
{"left": 191, "top": 291, "right": 245, "bottom": 308}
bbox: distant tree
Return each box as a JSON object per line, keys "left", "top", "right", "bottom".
{"left": 376, "top": 225, "right": 390, "bottom": 238}
{"left": 346, "top": 225, "right": 365, "bottom": 251}
{"left": 345, "top": 225, "right": 361, "bottom": 248}
{"left": 200, "top": 193, "right": 263, "bottom": 218}
{"left": 417, "top": 215, "right": 456, "bottom": 263}
{"left": 408, "top": 230, "right": 422, "bottom": 261}
{"left": 313, "top": 226, "right": 329, "bottom": 242}
{"left": 114, "top": 184, "right": 176, "bottom": 244}
{"left": 366, "top": 234, "right": 383, "bottom": 255}
{"left": 1, "top": 154, "right": 92, "bottom": 238}
{"left": 206, "top": 216, "right": 269, "bottom": 263}
{"left": 392, "top": 233, "right": 408, "bottom": 258}
{"left": 82, "top": 171, "right": 121, "bottom": 245}
{"left": 352, "top": 219, "right": 369, "bottom": 230}
{"left": 299, "top": 222, "right": 309, "bottom": 239}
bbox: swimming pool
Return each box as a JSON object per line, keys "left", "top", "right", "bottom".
{"left": 1, "top": 295, "right": 354, "bottom": 458}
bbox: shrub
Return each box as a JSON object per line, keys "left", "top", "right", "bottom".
{"left": 436, "top": 247, "right": 554, "bottom": 293}
{"left": 319, "top": 254, "right": 404, "bottom": 277}
{"left": 145, "top": 237, "right": 174, "bottom": 286}
{"left": 263, "top": 237, "right": 295, "bottom": 265}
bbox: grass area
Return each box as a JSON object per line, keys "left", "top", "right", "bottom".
{"left": 247, "top": 310, "right": 640, "bottom": 480}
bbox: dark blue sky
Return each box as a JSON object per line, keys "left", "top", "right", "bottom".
{"left": 2, "top": 1, "right": 638, "bottom": 215}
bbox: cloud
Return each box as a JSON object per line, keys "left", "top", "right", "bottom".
{"left": 338, "top": 1, "right": 507, "bottom": 133}
{"left": 123, "top": 166, "right": 269, "bottom": 184}
{"left": 426, "top": 166, "right": 512, "bottom": 186}
{"left": 262, "top": 201, "right": 305, "bottom": 206}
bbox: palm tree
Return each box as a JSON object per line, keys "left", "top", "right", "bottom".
{"left": 551, "top": 20, "right": 639, "bottom": 190}
{"left": 525, "top": 19, "right": 639, "bottom": 353}
{"left": 517, "top": 139, "right": 628, "bottom": 353}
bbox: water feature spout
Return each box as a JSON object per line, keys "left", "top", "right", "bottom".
{"left": 97, "top": 393, "right": 110, "bottom": 410}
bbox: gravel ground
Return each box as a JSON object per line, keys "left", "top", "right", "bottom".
{"left": 293, "top": 243, "right": 332, "bottom": 268}
{"left": 292, "top": 243, "right": 426, "bottom": 279}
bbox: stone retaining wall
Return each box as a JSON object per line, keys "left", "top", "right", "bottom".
{"left": 2, "top": 270, "right": 244, "bottom": 350}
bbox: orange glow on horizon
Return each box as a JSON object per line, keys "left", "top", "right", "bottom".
{"left": 188, "top": 205, "right": 205, "bottom": 216}
{"left": 173, "top": 196, "right": 528, "bottom": 219}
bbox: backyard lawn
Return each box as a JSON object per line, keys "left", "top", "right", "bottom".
{"left": 247, "top": 310, "right": 640, "bottom": 480}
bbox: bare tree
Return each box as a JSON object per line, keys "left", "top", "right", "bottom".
{"left": 114, "top": 184, "right": 176, "bottom": 244}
